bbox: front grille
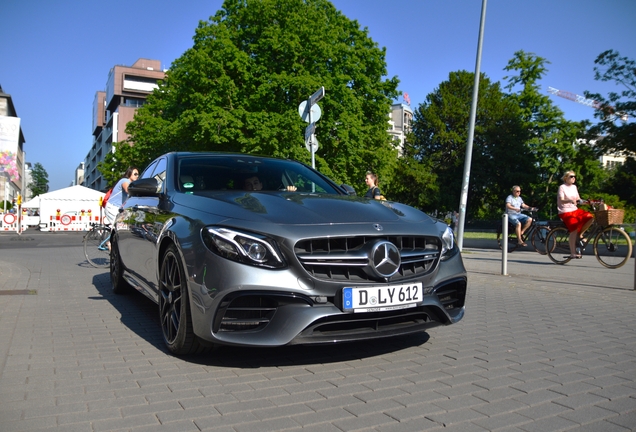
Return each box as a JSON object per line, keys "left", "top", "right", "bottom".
{"left": 295, "top": 235, "right": 440, "bottom": 282}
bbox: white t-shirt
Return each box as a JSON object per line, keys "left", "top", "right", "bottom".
{"left": 505, "top": 195, "right": 524, "bottom": 215}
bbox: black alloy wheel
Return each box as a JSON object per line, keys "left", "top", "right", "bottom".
{"left": 110, "top": 235, "right": 131, "bottom": 294}
{"left": 159, "top": 244, "right": 208, "bottom": 355}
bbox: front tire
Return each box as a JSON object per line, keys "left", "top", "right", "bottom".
{"left": 159, "top": 245, "right": 208, "bottom": 355}
{"left": 594, "top": 227, "right": 632, "bottom": 269}
{"left": 546, "top": 226, "right": 572, "bottom": 265}
{"left": 110, "top": 235, "right": 131, "bottom": 294}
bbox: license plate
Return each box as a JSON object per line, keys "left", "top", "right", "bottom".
{"left": 343, "top": 282, "right": 422, "bottom": 313}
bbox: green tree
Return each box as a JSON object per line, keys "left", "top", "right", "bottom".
{"left": 604, "top": 157, "right": 636, "bottom": 219}
{"left": 28, "top": 162, "right": 49, "bottom": 197}
{"left": 409, "top": 70, "right": 529, "bottom": 218}
{"left": 503, "top": 50, "right": 589, "bottom": 216}
{"left": 388, "top": 136, "right": 438, "bottom": 209}
{"left": 106, "top": 0, "right": 400, "bottom": 192}
{"left": 585, "top": 50, "right": 636, "bottom": 156}
{"left": 98, "top": 141, "right": 138, "bottom": 188}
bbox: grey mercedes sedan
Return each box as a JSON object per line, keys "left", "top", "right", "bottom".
{"left": 110, "top": 152, "right": 467, "bottom": 355}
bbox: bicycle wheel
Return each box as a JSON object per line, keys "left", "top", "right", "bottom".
{"left": 593, "top": 226, "right": 633, "bottom": 269}
{"left": 530, "top": 225, "right": 551, "bottom": 255}
{"left": 84, "top": 226, "right": 111, "bottom": 268}
{"left": 546, "top": 226, "right": 572, "bottom": 265}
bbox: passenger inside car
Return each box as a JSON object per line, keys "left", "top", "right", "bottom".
{"left": 243, "top": 176, "right": 263, "bottom": 191}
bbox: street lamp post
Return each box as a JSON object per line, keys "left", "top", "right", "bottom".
{"left": 457, "top": 0, "right": 487, "bottom": 251}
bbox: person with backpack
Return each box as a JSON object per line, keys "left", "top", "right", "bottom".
{"left": 104, "top": 167, "right": 139, "bottom": 224}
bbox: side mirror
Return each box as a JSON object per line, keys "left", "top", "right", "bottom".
{"left": 340, "top": 184, "right": 356, "bottom": 196}
{"left": 128, "top": 178, "right": 160, "bottom": 197}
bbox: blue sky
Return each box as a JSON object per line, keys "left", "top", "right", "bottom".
{"left": 1, "top": 0, "right": 635, "bottom": 191}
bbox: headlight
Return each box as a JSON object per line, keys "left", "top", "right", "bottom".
{"left": 441, "top": 226, "right": 458, "bottom": 260}
{"left": 203, "top": 227, "right": 285, "bottom": 268}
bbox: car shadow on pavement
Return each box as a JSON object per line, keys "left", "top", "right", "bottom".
{"left": 89, "top": 272, "right": 432, "bottom": 367}
{"left": 90, "top": 272, "right": 166, "bottom": 348}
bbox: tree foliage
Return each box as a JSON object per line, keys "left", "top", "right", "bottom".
{"left": 28, "top": 162, "right": 49, "bottom": 197}
{"left": 388, "top": 138, "right": 438, "bottom": 209}
{"left": 585, "top": 50, "right": 636, "bottom": 156}
{"left": 503, "top": 51, "right": 593, "bottom": 216}
{"left": 98, "top": 142, "right": 138, "bottom": 187}
{"left": 103, "top": 0, "right": 400, "bottom": 193}
{"left": 604, "top": 156, "right": 636, "bottom": 204}
{"left": 409, "top": 70, "right": 529, "bottom": 218}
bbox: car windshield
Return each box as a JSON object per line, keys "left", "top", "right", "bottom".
{"left": 177, "top": 155, "right": 342, "bottom": 194}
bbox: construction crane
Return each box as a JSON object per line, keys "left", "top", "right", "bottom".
{"left": 547, "top": 86, "right": 628, "bottom": 121}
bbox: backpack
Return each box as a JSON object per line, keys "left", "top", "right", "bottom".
{"left": 101, "top": 188, "right": 113, "bottom": 208}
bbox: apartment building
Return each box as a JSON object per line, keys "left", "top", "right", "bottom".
{"left": 388, "top": 102, "right": 413, "bottom": 156}
{"left": 0, "top": 85, "right": 26, "bottom": 205}
{"left": 84, "top": 59, "right": 165, "bottom": 191}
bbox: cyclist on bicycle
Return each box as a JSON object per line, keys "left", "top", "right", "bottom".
{"left": 557, "top": 170, "right": 594, "bottom": 259}
{"left": 505, "top": 185, "right": 536, "bottom": 246}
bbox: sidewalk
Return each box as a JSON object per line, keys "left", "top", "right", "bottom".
{"left": 1, "top": 233, "right": 635, "bottom": 431}
{"left": 462, "top": 245, "right": 634, "bottom": 290}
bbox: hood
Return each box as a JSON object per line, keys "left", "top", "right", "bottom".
{"left": 172, "top": 191, "right": 433, "bottom": 225}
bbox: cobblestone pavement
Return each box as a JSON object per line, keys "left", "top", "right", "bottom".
{"left": 0, "top": 232, "right": 634, "bottom": 431}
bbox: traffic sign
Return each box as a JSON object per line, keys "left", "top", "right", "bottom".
{"left": 305, "top": 134, "right": 319, "bottom": 152}
{"left": 304, "top": 122, "right": 315, "bottom": 141}
{"left": 299, "top": 86, "right": 325, "bottom": 170}
{"left": 298, "top": 101, "right": 321, "bottom": 123}
{"left": 309, "top": 86, "right": 325, "bottom": 106}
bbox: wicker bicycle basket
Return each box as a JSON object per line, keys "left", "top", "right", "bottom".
{"left": 594, "top": 209, "right": 625, "bottom": 226}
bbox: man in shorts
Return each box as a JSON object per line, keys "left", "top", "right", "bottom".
{"left": 505, "top": 185, "right": 536, "bottom": 246}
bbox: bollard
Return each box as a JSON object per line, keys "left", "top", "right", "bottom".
{"left": 502, "top": 214, "right": 508, "bottom": 275}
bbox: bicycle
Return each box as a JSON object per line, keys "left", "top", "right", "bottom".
{"left": 545, "top": 200, "right": 632, "bottom": 269}
{"left": 497, "top": 209, "right": 552, "bottom": 255}
{"left": 83, "top": 223, "right": 111, "bottom": 268}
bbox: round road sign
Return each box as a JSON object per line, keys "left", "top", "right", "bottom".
{"left": 298, "top": 101, "right": 321, "bottom": 123}
{"left": 3, "top": 213, "right": 16, "bottom": 225}
{"left": 305, "top": 135, "right": 319, "bottom": 152}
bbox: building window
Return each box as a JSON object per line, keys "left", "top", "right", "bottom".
{"left": 124, "top": 98, "right": 145, "bottom": 108}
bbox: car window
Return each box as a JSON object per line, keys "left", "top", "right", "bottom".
{"left": 140, "top": 160, "right": 158, "bottom": 179}
{"left": 139, "top": 158, "right": 166, "bottom": 193}
{"left": 150, "top": 158, "right": 167, "bottom": 193}
{"left": 177, "top": 155, "right": 341, "bottom": 194}
{"left": 282, "top": 168, "right": 330, "bottom": 193}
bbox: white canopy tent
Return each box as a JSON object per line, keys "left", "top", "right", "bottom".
{"left": 21, "top": 195, "right": 40, "bottom": 208}
{"left": 31, "top": 185, "right": 106, "bottom": 231}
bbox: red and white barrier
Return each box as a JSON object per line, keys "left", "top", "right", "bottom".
{"left": 1, "top": 213, "right": 26, "bottom": 233}
{"left": 40, "top": 212, "right": 102, "bottom": 232}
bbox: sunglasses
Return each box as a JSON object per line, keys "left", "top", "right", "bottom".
{"left": 569, "top": 175, "right": 576, "bottom": 178}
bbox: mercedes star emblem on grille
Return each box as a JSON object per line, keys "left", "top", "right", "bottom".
{"left": 371, "top": 241, "right": 401, "bottom": 278}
